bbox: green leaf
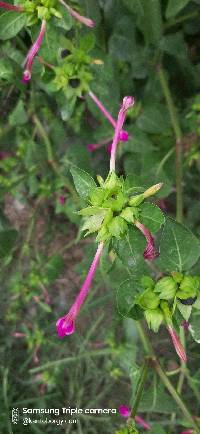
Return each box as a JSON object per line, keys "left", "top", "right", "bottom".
{"left": 0, "top": 229, "right": 18, "bottom": 258}
{"left": 189, "top": 313, "right": 200, "bottom": 343}
{"left": 45, "top": 255, "right": 64, "bottom": 282}
{"left": 139, "top": 203, "right": 165, "bottom": 233}
{"left": 166, "top": 0, "right": 190, "bottom": 19}
{"left": 0, "top": 12, "right": 27, "bottom": 40}
{"left": 156, "top": 218, "right": 200, "bottom": 272}
{"left": 9, "top": 100, "right": 28, "bottom": 126}
{"left": 116, "top": 279, "right": 144, "bottom": 320}
{"left": 70, "top": 166, "right": 96, "bottom": 199}
{"left": 0, "top": 59, "right": 13, "bottom": 81}
{"left": 136, "top": 0, "right": 163, "bottom": 45}
{"left": 137, "top": 103, "right": 171, "bottom": 134}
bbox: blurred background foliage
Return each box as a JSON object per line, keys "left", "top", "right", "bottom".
{"left": 0, "top": 0, "right": 200, "bottom": 433}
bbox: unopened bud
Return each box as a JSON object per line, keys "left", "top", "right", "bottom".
{"left": 143, "top": 183, "right": 163, "bottom": 199}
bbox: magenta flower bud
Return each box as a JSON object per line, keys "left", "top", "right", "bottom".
{"left": 118, "top": 406, "right": 151, "bottom": 430}
{"left": 59, "top": 195, "right": 66, "bottom": 205}
{"left": 110, "top": 96, "right": 134, "bottom": 171}
{"left": 59, "top": 0, "right": 94, "bottom": 27}
{"left": 87, "top": 144, "right": 96, "bottom": 152}
{"left": 118, "top": 405, "right": 131, "bottom": 418}
{"left": 56, "top": 242, "right": 104, "bottom": 338}
{"left": 167, "top": 325, "right": 187, "bottom": 362}
{"left": 182, "top": 320, "right": 190, "bottom": 330}
{"left": 135, "top": 221, "right": 159, "bottom": 261}
{"left": 0, "top": 1, "right": 23, "bottom": 11}
{"left": 22, "top": 19, "right": 46, "bottom": 83}
{"left": 119, "top": 130, "right": 129, "bottom": 141}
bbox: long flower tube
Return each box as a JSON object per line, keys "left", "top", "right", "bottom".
{"left": 59, "top": 0, "right": 94, "bottom": 27}
{"left": 0, "top": 1, "right": 23, "bottom": 11}
{"left": 110, "top": 96, "right": 134, "bottom": 172}
{"left": 167, "top": 325, "right": 187, "bottom": 362}
{"left": 88, "top": 91, "right": 129, "bottom": 142}
{"left": 22, "top": 19, "right": 46, "bottom": 83}
{"left": 134, "top": 221, "right": 158, "bottom": 261}
{"left": 56, "top": 242, "right": 104, "bottom": 337}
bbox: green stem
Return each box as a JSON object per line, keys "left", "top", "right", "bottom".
{"left": 136, "top": 321, "right": 154, "bottom": 356}
{"left": 151, "top": 357, "right": 200, "bottom": 433}
{"left": 157, "top": 65, "right": 183, "bottom": 223}
{"left": 131, "top": 357, "right": 150, "bottom": 418}
{"left": 32, "top": 114, "right": 78, "bottom": 200}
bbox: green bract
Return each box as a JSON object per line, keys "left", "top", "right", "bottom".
{"left": 154, "top": 276, "right": 177, "bottom": 300}
{"left": 74, "top": 171, "right": 164, "bottom": 242}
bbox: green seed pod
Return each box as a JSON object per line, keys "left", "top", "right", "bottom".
{"left": 144, "top": 308, "right": 164, "bottom": 332}
{"left": 154, "top": 276, "right": 177, "bottom": 300}
{"left": 138, "top": 289, "right": 160, "bottom": 310}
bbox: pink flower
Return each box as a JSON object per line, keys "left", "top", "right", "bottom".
{"left": 135, "top": 221, "right": 159, "bottom": 261}
{"left": 59, "top": 195, "right": 66, "bottom": 205}
{"left": 87, "top": 138, "right": 111, "bottom": 152}
{"left": 181, "top": 431, "right": 193, "bottom": 434}
{"left": 0, "top": 1, "right": 23, "bottom": 11}
{"left": 22, "top": 19, "right": 46, "bottom": 83}
{"left": 56, "top": 242, "right": 104, "bottom": 337}
{"left": 110, "top": 96, "right": 134, "bottom": 172}
{"left": 182, "top": 320, "right": 190, "bottom": 330}
{"left": 167, "top": 325, "right": 187, "bottom": 362}
{"left": 119, "top": 405, "right": 131, "bottom": 418}
{"left": 118, "top": 406, "right": 151, "bottom": 430}
{"left": 59, "top": 0, "right": 94, "bottom": 27}
{"left": 88, "top": 91, "right": 130, "bottom": 143}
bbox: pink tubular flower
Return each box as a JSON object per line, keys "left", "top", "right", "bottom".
{"left": 56, "top": 242, "right": 104, "bottom": 337}
{"left": 110, "top": 96, "right": 134, "bottom": 172}
{"left": 118, "top": 406, "right": 151, "bottom": 430}
{"left": 59, "top": 0, "right": 94, "bottom": 27}
{"left": 59, "top": 195, "right": 66, "bottom": 205}
{"left": 181, "top": 431, "right": 194, "bottom": 434}
{"left": 167, "top": 325, "right": 187, "bottom": 363}
{"left": 87, "top": 138, "right": 111, "bottom": 152}
{"left": 0, "top": 1, "right": 23, "bottom": 11}
{"left": 135, "top": 221, "right": 158, "bottom": 261}
{"left": 22, "top": 19, "right": 46, "bottom": 83}
{"left": 88, "top": 91, "right": 130, "bottom": 143}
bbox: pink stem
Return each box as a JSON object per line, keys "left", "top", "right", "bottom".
{"left": 88, "top": 91, "right": 117, "bottom": 128}
{"left": 0, "top": 1, "right": 23, "bottom": 11}
{"left": 59, "top": 0, "right": 94, "bottom": 27}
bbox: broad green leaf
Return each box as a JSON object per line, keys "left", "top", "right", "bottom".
{"left": 189, "top": 313, "right": 200, "bottom": 343}
{"left": 139, "top": 203, "right": 165, "bottom": 233}
{"left": 140, "top": 382, "right": 175, "bottom": 413}
{"left": 70, "top": 166, "right": 96, "bottom": 199}
{"left": 166, "top": 0, "right": 190, "bottom": 19}
{"left": 0, "top": 12, "right": 27, "bottom": 40}
{"left": 0, "top": 59, "right": 13, "bottom": 80}
{"left": 136, "top": 0, "right": 163, "bottom": 45}
{"left": 9, "top": 100, "right": 28, "bottom": 126}
{"left": 116, "top": 278, "right": 143, "bottom": 318}
{"left": 156, "top": 218, "right": 200, "bottom": 272}
{"left": 0, "top": 229, "right": 18, "bottom": 258}
{"left": 113, "top": 226, "right": 149, "bottom": 276}
{"left": 137, "top": 104, "right": 171, "bottom": 134}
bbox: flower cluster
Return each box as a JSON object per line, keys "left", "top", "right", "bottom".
{"left": 52, "top": 39, "right": 93, "bottom": 94}
{"left": 0, "top": 0, "right": 94, "bottom": 82}
{"left": 133, "top": 274, "right": 200, "bottom": 361}
{"left": 78, "top": 171, "right": 162, "bottom": 254}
